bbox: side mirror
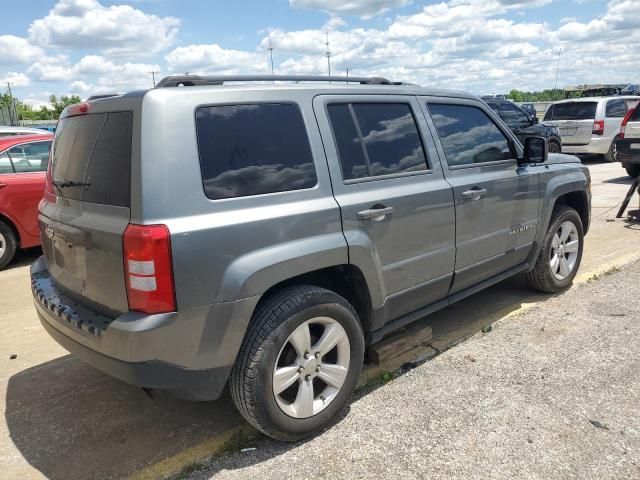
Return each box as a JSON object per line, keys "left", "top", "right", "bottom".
{"left": 522, "top": 136, "right": 548, "bottom": 164}
{"left": 531, "top": 116, "right": 539, "bottom": 125}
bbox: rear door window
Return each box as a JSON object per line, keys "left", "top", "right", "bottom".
{"left": 52, "top": 112, "right": 133, "bottom": 207}
{"left": 195, "top": 103, "right": 317, "bottom": 200}
{"left": 544, "top": 102, "right": 597, "bottom": 120}
{"left": 327, "top": 102, "right": 428, "bottom": 180}
{"left": 8, "top": 141, "right": 51, "bottom": 172}
{"left": 606, "top": 99, "right": 627, "bottom": 118}
{"left": 428, "top": 103, "right": 513, "bottom": 167}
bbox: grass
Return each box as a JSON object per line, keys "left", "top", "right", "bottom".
{"left": 587, "top": 265, "right": 622, "bottom": 283}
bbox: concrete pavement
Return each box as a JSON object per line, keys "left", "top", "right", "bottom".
{"left": 191, "top": 258, "right": 640, "bottom": 480}
{"left": 0, "top": 159, "right": 639, "bottom": 480}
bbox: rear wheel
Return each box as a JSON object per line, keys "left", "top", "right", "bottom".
{"left": 230, "top": 285, "right": 365, "bottom": 441}
{"left": 528, "top": 206, "right": 584, "bottom": 293}
{"left": 625, "top": 164, "right": 640, "bottom": 178}
{"left": 0, "top": 220, "right": 17, "bottom": 270}
{"left": 604, "top": 138, "right": 618, "bottom": 162}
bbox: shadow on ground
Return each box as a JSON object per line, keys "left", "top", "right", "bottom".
{"left": 4, "top": 248, "right": 41, "bottom": 272}
{"left": 4, "top": 274, "right": 553, "bottom": 480}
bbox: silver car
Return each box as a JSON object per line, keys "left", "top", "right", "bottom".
{"left": 32, "top": 75, "right": 591, "bottom": 440}
{"left": 543, "top": 96, "right": 640, "bottom": 161}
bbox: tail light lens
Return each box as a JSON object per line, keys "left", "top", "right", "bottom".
{"left": 592, "top": 120, "right": 605, "bottom": 136}
{"left": 620, "top": 108, "right": 635, "bottom": 139}
{"left": 123, "top": 224, "right": 176, "bottom": 314}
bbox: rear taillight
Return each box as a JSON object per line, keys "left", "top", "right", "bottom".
{"left": 123, "top": 224, "right": 176, "bottom": 314}
{"left": 592, "top": 120, "right": 605, "bottom": 136}
{"left": 620, "top": 108, "right": 635, "bottom": 139}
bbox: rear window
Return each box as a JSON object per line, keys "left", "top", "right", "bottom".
{"left": 629, "top": 108, "right": 640, "bottom": 123}
{"left": 195, "top": 103, "right": 317, "bottom": 200}
{"left": 544, "top": 102, "right": 597, "bottom": 121}
{"left": 52, "top": 112, "right": 133, "bottom": 207}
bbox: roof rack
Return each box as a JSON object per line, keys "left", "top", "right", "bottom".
{"left": 155, "top": 74, "right": 401, "bottom": 88}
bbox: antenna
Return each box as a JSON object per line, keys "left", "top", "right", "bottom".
{"left": 149, "top": 71, "right": 159, "bottom": 87}
{"left": 268, "top": 35, "right": 275, "bottom": 76}
{"left": 325, "top": 31, "right": 332, "bottom": 78}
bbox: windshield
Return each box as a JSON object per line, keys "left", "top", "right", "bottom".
{"left": 544, "top": 102, "right": 597, "bottom": 121}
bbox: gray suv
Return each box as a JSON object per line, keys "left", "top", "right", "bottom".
{"left": 32, "top": 75, "right": 591, "bottom": 440}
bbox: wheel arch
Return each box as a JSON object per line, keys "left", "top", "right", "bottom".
{"left": 254, "top": 264, "right": 374, "bottom": 338}
{"left": 0, "top": 212, "right": 21, "bottom": 248}
{"left": 553, "top": 190, "right": 590, "bottom": 234}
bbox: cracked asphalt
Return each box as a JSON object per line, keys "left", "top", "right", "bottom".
{"left": 189, "top": 260, "right": 640, "bottom": 480}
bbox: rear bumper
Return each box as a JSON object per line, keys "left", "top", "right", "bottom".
{"left": 31, "top": 256, "right": 260, "bottom": 400}
{"left": 616, "top": 138, "right": 640, "bottom": 166}
{"left": 562, "top": 136, "right": 610, "bottom": 155}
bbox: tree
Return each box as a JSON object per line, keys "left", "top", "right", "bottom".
{"left": 49, "top": 95, "right": 82, "bottom": 117}
{"left": 507, "top": 88, "right": 564, "bottom": 102}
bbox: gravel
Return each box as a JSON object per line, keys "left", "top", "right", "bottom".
{"left": 189, "top": 261, "right": 640, "bottom": 480}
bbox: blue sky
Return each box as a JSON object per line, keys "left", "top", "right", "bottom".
{"left": 1, "top": 0, "right": 637, "bottom": 107}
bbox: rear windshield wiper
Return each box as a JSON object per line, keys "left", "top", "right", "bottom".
{"left": 52, "top": 179, "right": 91, "bottom": 189}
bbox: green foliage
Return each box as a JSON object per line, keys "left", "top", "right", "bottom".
{"left": 1, "top": 90, "right": 83, "bottom": 121}
{"left": 507, "top": 89, "right": 565, "bottom": 102}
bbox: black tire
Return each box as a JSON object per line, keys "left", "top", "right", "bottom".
{"left": 549, "top": 141, "right": 561, "bottom": 154}
{"left": 230, "top": 285, "right": 365, "bottom": 441}
{"left": 625, "top": 164, "right": 640, "bottom": 178}
{"left": 604, "top": 138, "right": 618, "bottom": 162}
{"left": 527, "top": 206, "right": 584, "bottom": 293}
{"left": 0, "top": 220, "right": 17, "bottom": 270}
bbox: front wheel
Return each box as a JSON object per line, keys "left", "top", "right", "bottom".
{"left": 549, "top": 141, "right": 561, "bottom": 154}
{"left": 230, "top": 285, "right": 365, "bottom": 441}
{"left": 528, "top": 206, "right": 584, "bottom": 293}
{"left": 625, "top": 164, "right": 640, "bottom": 178}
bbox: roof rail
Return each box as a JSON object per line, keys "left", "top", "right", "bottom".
{"left": 155, "top": 74, "right": 400, "bottom": 88}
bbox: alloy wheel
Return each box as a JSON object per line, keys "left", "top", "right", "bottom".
{"left": 549, "top": 221, "right": 580, "bottom": 281}
{"left": 273, "top": 317, "right": 350, "bottom": 419}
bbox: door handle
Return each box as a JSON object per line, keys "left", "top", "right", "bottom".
{"left": 462, "top": 188, "right": 488, "bottom": 200}
{"left": 0, "top": 183, "right": 6, "bottom": 190}
{"left": 357, "top": 206, "right": 394, "bottom": 221}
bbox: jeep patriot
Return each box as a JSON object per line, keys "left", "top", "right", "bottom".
{"left": 32, "top": 75, "right": 591, "bottom": 440}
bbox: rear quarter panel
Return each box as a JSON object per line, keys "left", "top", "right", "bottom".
{"left": 0, "top": 172, "right": 45, "bottom": 247}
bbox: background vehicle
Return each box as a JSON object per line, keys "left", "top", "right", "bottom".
{"left": 616, "top": 107, "right": 640, "bottom": 177}
{"left": 32, "top": 76, "right": 590, "bottom": 441}
{"left": 544, "top": 96, "right": 640, "bottom": 162}
{"left": 484, "top": 98, "right": 562, "bottom": 153}
{"left": 0, "top": 133, "right": 52, "bottom": 268}
{"left": 0, "top": 126, "right": 51, "bottom": 137}
{"left": 520, "top": 103, "right": 537, "bottom": 119}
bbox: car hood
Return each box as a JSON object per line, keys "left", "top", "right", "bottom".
{"left": 546, "top": 153, "right": 581, "bottom": 165}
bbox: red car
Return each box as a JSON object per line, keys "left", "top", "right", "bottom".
{"left": 0, "top": 133, "right": 53, "bottom": 269}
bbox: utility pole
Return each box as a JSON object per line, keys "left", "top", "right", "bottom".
{"left": 268, "top": 35, "right": 275, "bottom": 76}
{"left": 6, "top": 82, "right": 16, "bottom": 125}
{"left": 346, "top": 67, "right": 349, "bottom": 82}
{"left": 150, "top": 71, "right": 158, "bottom": 87}
{"left": 553, "top": 47, "right": 563, "bottom": 91}
{"left": 325, "top": 31, "right": 332, "bottom": 78}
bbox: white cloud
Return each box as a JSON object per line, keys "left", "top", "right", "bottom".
{"left": 289, "top": 0, "right": 409, "bottom": 18}
{"left": 28, "top": 0, "right": 180, "bottom": 56}
{"left": 0, "top": 36, "right": 43, "bottom": 66}
{"left": 0, "top": 72, "right": 31, "bottom": 87}
{"left": 165, "top": 44, "right": 269, "bottom": 74}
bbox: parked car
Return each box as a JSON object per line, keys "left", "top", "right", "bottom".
{"left": 32, "top": 75, "right": 591, "bottom": 441}
{"left": 0, "top": 126, "right": 51, "bottom": 137}
{"left": 0, "top": 133, "right": 53, "bottom": 268}
{"left": 484, "top": 98, "right": 562, "bottom": 153}
{"left": 543, "top": 96, "right": 640, "bottom": 161}
{"left": 616, "top": 107, "right": 640, "bottom": 177}
{"left": 520, "top": 103, "right": 537, "bottom": 119}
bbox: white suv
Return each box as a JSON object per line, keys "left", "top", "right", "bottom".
{"left": 544, "top": 96, "right": 640, "bottom": 161}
